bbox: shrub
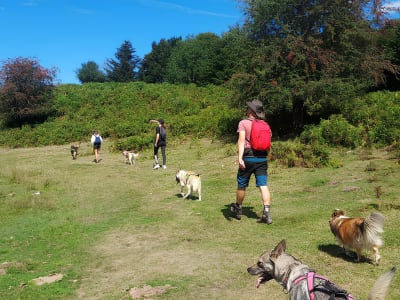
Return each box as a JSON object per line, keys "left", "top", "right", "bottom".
{"left": 345, "top": 91, "right": 400, "bottom": 146}
{"left": 270, "top": 141, "right": 335, "bottom": 168}
{"left": 301, "top": 115, "right": 362, "bottom": 148}
{"left": 319, "top": 115, "right": 362, "bottom": 148}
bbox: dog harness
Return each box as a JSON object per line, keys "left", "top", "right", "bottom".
{"left": 293, "top": 272, "right": 355, "bottom": 300}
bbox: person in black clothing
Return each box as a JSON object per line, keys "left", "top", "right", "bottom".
{"left": 150, "top": 119, "right": 167, "bottom": 169}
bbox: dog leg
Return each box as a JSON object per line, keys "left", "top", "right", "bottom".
{"left": 180, "top": 185, "right": 185, "bottom": 196}
{"left": 373, "top": 245, "right": 381, "bottom": 265}
{"left": 355, "top": 248, "right": 362, "bottom": 262}
{"left": 198, "top": 183, "right": 202, "bottom": 201}
{"left": 343, "top": 247, "right": 356, "bottom": 260}
{"left": 183, "top": 186, "right": 192, "bottom": 200}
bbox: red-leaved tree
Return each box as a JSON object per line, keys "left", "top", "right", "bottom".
{"left": 0, "top": 57, "right": 57, "bottom": 127}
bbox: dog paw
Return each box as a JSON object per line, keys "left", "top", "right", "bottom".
{"left": 375, "top": 255, "right": 381, "bottom": 265}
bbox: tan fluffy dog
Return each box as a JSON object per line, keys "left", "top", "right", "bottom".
{"left": 122, "top": 150, "right": 139, "bottom": 165}
{"left": 329, "top": 209, "right": 384, "bottom": 264}
{"left": 175, "top": 169, "right": 202, "bottom": 201}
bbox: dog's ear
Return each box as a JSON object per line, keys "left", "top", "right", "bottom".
{"left": 331, "top": 208, "right": 344, "bottom": 218}
{"left": 271, "top": 240, "right": 286, "bottom": 258}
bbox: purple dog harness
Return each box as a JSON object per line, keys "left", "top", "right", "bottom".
{"left": 293, "top": 271, "right": 355, "bottom": 300}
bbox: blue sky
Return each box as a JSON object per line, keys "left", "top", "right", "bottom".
{"left": 1, "top": 0, "right": 243, "bottom": 84}
{"left": 1, "top": 1, "right": 399, "bottom": 85}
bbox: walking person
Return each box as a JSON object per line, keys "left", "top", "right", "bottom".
{"left": 150, "top": 119, "right": 167, "bottom": 169}
{"left": 230, "top": 100, "right": 273, "bottom": 224}
{"left": 91, "top": 130, "right": 102, "bottom": 163}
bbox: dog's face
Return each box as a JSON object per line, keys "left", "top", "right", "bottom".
{"left": 176, "top": 170, "right": 186, "bottom": 184}
{"left": 71, "top": 145, "right": 79, "bottom": 159}
{"left": 247, "top": 240, "right": 286, "bottom": 288}
{"left": 329, "top": 209, "right": 345, "bottom": 225}
{"left": 122, "top": 151, "right": 139, "bottom": 158}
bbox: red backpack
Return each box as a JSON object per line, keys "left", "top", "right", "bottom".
{"left": 250, "top": 119, "right": 272, "bottom": 151}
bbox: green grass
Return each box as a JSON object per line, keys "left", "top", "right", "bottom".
{"left": 0, "top": 140, "right": 399, "bottom": 299}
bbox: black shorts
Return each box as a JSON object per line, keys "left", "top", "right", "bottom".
{"left": 237, "top": 157, "right": 268, "bottom": 188}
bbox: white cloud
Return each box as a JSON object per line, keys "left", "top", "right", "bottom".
{"left": 22, "top": 1, "right": 40, "bottom": 7}
{"left": 71, "top": 8, "right": 95, "bottom": 15}
{"left": 383, "top": 0, "right": 400, "bottom": 13}
{"left": 135, "top": 0, "right": 237, "bottom": 19}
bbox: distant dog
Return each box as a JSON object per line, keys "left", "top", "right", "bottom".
{"left": 329, "top": 209, "right": 384, "bottom": 264}
{"left": 247, "top": 239, "right": 396, "bottom": 300}
{"left": 70, "top": 144, "right": 80, "bottom": 160}
{"left": 175, "top": 169, "right": 202, "bottom": 201}
{"left": 122, "top": 150, "right": 139, "bottom": 165}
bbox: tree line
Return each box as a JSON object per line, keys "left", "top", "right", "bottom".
{"left": 1, "top": 0, "right": 400, "bottom": 136}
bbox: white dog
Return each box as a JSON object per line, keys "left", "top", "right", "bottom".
{"left": 176, "top": 169, "right": 202, "bottom": 201}
{"left": 122, "top": 150, "right": 139, "bottom": 165}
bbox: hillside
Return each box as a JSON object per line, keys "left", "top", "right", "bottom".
{"left": 0, "top": 82, "right": 239, "bottom": 149}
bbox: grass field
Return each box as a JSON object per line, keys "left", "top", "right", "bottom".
{"left": 0, "top": 139, "right": 399, "bottom": 299}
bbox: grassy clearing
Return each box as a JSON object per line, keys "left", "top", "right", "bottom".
{"left": 0, "top": 140, "right": 399, "bottom": 299}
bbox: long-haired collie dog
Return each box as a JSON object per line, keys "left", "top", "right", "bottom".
{"left": 329, "top": 209, "right": 384, "bottom": 265}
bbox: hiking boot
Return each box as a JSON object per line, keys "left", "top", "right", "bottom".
{"left": 153, "top": 164, "right": 160, "bottom": 169}
{"left": 230, "top": 203, "right": 242, "bottom": 220}
{"left": 260, "top": 211, "right": 272, "bottom": 224}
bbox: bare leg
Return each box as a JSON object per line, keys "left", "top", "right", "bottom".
{"left": 259, "top": 186, "right": 270, "bottom": 206}
{"left": 236, "top": 188, "right": 245, "bottom": 205}
{"left": 94, "top": 149, "right": 99, "bottom": 162}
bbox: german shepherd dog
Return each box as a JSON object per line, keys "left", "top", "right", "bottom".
{"left": 122, "top": 150, "right": 139, "bottom": 165}
{"left": 247, "top": 240, "right": 396, "bottom": 300}
{"left": 175, "top": 169, "right": 202, "bottom": 201}
{"left": 329, "top": 209, "right": 384, "bottom": 265}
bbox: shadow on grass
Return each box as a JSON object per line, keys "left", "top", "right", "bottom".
{"left": 318, "top": 244, "right": 373, "bottom": 264}
{"left": 221, "top": 204, "right": 259, "bottom": 221}
{"left": 175, "top": 193, "right": 201, "bottom": 201}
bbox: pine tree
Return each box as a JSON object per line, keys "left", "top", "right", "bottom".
{"left": 105, "top": 40, "right": 141, "bottom": 82}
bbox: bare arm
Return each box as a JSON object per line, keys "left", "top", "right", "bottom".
{"left": 237, "top": 130, "right": 246, "bottom": 170}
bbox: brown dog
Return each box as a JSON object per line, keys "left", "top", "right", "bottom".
{"left": 329, "top": 209, "right": 384, "bottom": 264}
{"left": 70, "top": 144, "right": 80, "bottom": 160}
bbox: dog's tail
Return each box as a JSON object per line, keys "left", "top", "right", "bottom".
{"left": 363, "top": 212, "right": 384, "bottom": 247}
{"left": 367, "top": 267, "right": 396, "bottom": 300}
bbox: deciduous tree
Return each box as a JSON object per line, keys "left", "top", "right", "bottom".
{"left": 0, "top": 57, "right": 57, "bottom": 127}
{"left": 233, "top": 0, "right": 398, "bottom": 133}
{"left": 76, "top": 61, "right": 106, "bottom": 83}
{"left": 139, "top": 37, "right": 181, "bottom": 83}
{"left": 165, "top": 33, "right": 223, "bottom": 86}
